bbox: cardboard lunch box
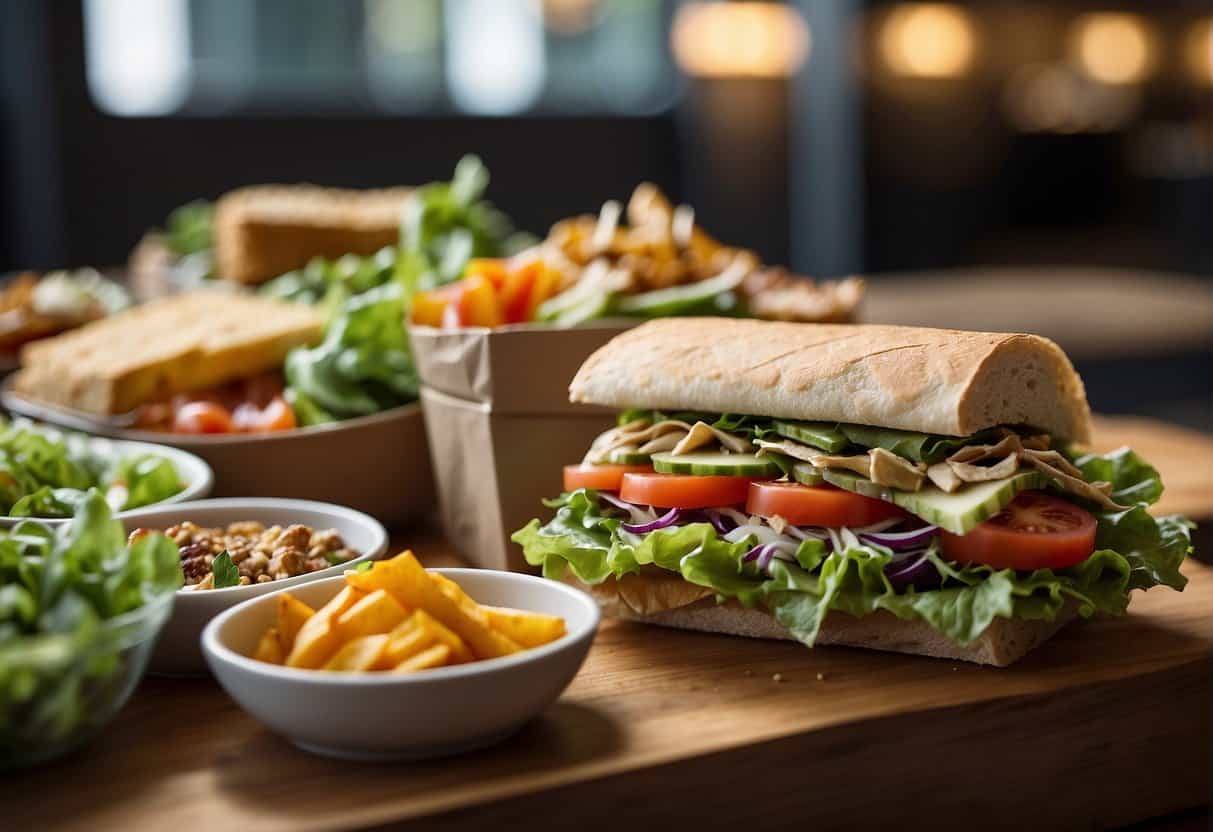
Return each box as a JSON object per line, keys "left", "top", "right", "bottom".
{"left": 409, "top": 323, "right": 633, "bottom": 572}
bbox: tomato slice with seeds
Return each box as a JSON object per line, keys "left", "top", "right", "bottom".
{"left": 940, "top": 491, "right": 1097, "bottom": 571}
{"left": 563, "top": 464, "right": 653, "bottom": 492}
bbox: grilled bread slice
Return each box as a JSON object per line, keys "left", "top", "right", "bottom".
{"left": 14, "top": 291, "right": 323, "bottom": 415}
{"left": 213, "top": 184, "right": 412, "bottom": 285}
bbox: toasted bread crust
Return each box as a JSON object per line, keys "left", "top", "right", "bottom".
{"left": 214, "top": 185, "right": 412, "bottom": 285}
{"left": 569, "top": 319, "right": 1092, "bottom": 442}
{"left": 568, "top": 571, "right": 1076, "bottom": 667}
{"left": 13, "top": 291, "right": 323, "bottom": 414}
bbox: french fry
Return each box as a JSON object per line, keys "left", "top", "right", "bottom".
{"left": 275, "top": 593, "right": 315, "bottom": 656}
{"left": 347, "top": 552, "right": 520, "bottom": 660}
{"left": 253, "top": 627, "right": 284, "bottom": 664}
{"left": 411, "top": 609, "right": 474, "bottom": 663}
{"left": 323, "top": 634, "right": 391, "bottom": 672}
{"left": 285, "top": 585, "right": 365, "bottom": 669}
{"left": 482, "top": 605, "right": 567, "bottom": 648}
{"left": 336, "top": 588, "right": 409, "bottom": 639}
{"left": 377, "top": 624, "right": 434, "bottom": 669}
{"left": 393, "top": 644, "right": 451, "bottom": 673}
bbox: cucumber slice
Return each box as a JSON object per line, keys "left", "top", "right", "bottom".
{"left": 822, "top": 469, "right": 1049, "bottom": 535}
{"left": 651, "top": 452, "right": 779, "bottom": 477}
{"left": 616, "top": 268, "right": 746, "bottom": 317}
{"left": 790, "top": 463, "right": 825, "bottom": 487}
{"left": 772, "top": 420, "right": 849, "bottom": 453}
{"left": 554, "top": 291, "right": 614, "bottom": 327}
{"left": 606, "top": 449, "right": 650, "bottom": 465}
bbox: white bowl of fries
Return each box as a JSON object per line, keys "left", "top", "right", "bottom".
{"left": 201, "top": 558, "right": 599, "bottom": 761}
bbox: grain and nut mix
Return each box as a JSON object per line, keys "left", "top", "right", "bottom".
{"left": 131, "top": 521, "right": 359, "bottom": 590}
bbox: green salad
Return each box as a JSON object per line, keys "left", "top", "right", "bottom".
{"left": 0, "top": 420, "right": 185, "bottom": 518}
{"left": 0, "top": 492, "right": 182, "bottom": 764}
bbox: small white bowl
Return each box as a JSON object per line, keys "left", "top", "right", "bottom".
{"left": 202, "top": 568, "right": 600, "bottom": 761}
{"left": 0, "top": 434, "right": 213, "bottom": 527}
{"left": 126, "top": 498, "right": 388, "bottom": 676}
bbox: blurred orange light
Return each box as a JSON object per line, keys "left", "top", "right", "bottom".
{"left": 1070, "top": 13, "right": 1154, "bottom": 85}
{"left": 672, "top": 2, "right": 810, "bottom": 79}
{"left": 542, "top": 0, "right": 596, "bottom": 35}
{"left": 1185, "top": 18, "right": 1213, "bottom": 86}
{"left": 879, "top": 4, "right": 976, "bottom": 79}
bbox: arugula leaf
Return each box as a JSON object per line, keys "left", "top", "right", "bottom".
{"left": 349, "top": 561, "right": 374, "bottom": 574}
{"left": 211, "top": 550, "right": 239, "bottom": 589}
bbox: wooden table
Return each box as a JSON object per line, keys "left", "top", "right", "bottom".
{"left": 5, "top": 416, "right": 1211, "bottom": 831}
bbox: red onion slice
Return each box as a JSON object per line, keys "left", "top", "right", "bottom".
{"left": 884, "top": 551, "right": 942, "bottom": 590}
{"left": 861, "top": 525, "right": 939, "bottom": 551}
{"left": 598, "top": 493, "right": 656, "bottom": 525}
{"left": 622, "top": 507, "right": 681, "bottom": 534}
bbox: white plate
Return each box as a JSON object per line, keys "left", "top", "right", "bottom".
{"left": 126, "top": 498, "right": 388, "bottom": 676}
{"left": 203, "top": 568, "right": 599, "bottom": 761}
{"left": 0, "top": 432, "right": 213, "bottom": 527}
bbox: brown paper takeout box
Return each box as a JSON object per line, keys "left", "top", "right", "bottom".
{"left": 410, "top": 323, "right": 633, "bottom": 571}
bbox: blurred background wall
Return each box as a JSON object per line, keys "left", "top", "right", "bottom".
{"left": 1, "top": 0, "right": 1210, "bottom": 423}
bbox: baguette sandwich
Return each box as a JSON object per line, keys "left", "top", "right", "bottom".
{"left": 513, "top": 318, "right": 1193, "bottom": 665}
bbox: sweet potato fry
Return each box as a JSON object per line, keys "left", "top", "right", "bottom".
{"left": 347, "top": 553, "right": 520, "bottom": 660}
{"left": 285, "top": 585, "right": 365, "bottom": 669}
{"left": 393, "top": 644, "right": 451, "bottom": 673}
{"left": 275, "top": 593, "right": 315, "bottom": 656}
{"left": 323, "top": 634, "right": 391, "bottom": 672}
{"left": 253, "top": 627, "right": 284, "bottom": 664}
{"left": 482, "top": 605, "right": 567, "bottom": 648}
{"left": 336, "top": 588, "right": 409, "bottom": 639}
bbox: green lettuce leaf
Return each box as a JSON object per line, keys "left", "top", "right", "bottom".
{"left": 1068, "top": 446, "right": 1163, "bottom": 506}
{"left": 513, "top": 484, "right": 1191, "bottom": 649}
{"left": 114, "top": 454, "right": 183, "bottom": 510}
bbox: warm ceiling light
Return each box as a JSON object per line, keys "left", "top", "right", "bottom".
{"left": 878, "top": 3, "right": 977, "bottom": 79}
{"left": 542, "top": 0, "right": 596, "bottom": 35}
{"left": 1185, "top": 18, "right": 1213, "bottom": 86}
{"left": 1070, "top": 13, "right": 1154, "bottom": 85}
{"left": 672, "top": 2, "right": 810, "bottom": 79}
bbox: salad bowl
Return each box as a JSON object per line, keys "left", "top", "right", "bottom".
{"left": 0, "top": 425, "right": 212, "bottom": 528}
{"left": 2, "top": 384, "right": 432, "bottom": 528}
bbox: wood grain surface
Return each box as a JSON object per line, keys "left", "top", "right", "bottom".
{"left": 3, "top": 415, "right": 1210, "bottom": 831}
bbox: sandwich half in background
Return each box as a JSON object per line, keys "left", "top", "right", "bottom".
{"left": 513, "top": 318, "right": 1193, "bottom": 666}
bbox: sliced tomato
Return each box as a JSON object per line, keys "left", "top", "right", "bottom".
{"left": 454, "top": 274, "right": 501, "bottom": 328}
{"left": 173, "top": 401, "right": 234, "bottom": 434}
{"left": 620, "top": 472, "right": 754, "bottom": 509}
{"left": 232, "top": 396, "right": 297, "bottom": 433}
{"left": 940, "top": 491, "right": 1097, "bottom": 571}
{"left": 563, "top": 464, "right": 652, "bottom": 492}
{"left": 747, "top": 481, "right": 907, "bottom": 528}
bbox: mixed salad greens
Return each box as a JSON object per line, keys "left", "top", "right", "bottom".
{"left": 0, "top": 493, "right": 182, "bottom": 764}
{"left": 0, "top": 420, "right": 185, "bottom": 518}
{"left": 515, "top": 427, "right": 1192, "bottom": 648}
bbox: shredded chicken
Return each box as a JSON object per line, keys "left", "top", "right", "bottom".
{"left": 757, "top": 440, "right": 926, "bottom": 491}
{"left": 1020, "top": 449, "right": 1125, "bottom": 510}
{"left": 585, "top": 419, "right": 691, "bottom": 464}
{"left": 926, "top": 462, "right": 963, "bottom": 492}
{"left": 671, "top": 421, "right": 754, "bottom": 455}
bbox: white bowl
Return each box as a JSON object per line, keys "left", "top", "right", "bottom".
{"left": 126, "top": 499, "right": 388, "bottom": 676}
{"left": 202, "top": 568, "right": 600, "bottom": 761}
{"left": 0, "top": 433, "right": 213, "bottom": 527}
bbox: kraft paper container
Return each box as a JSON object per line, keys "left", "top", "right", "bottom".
{"left": 410, "top": 323, "right": 631, "bottom": 571}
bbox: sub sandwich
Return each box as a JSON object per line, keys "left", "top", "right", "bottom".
{"left": 513, "top": 318, "right": 1192, "bottom": 665}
